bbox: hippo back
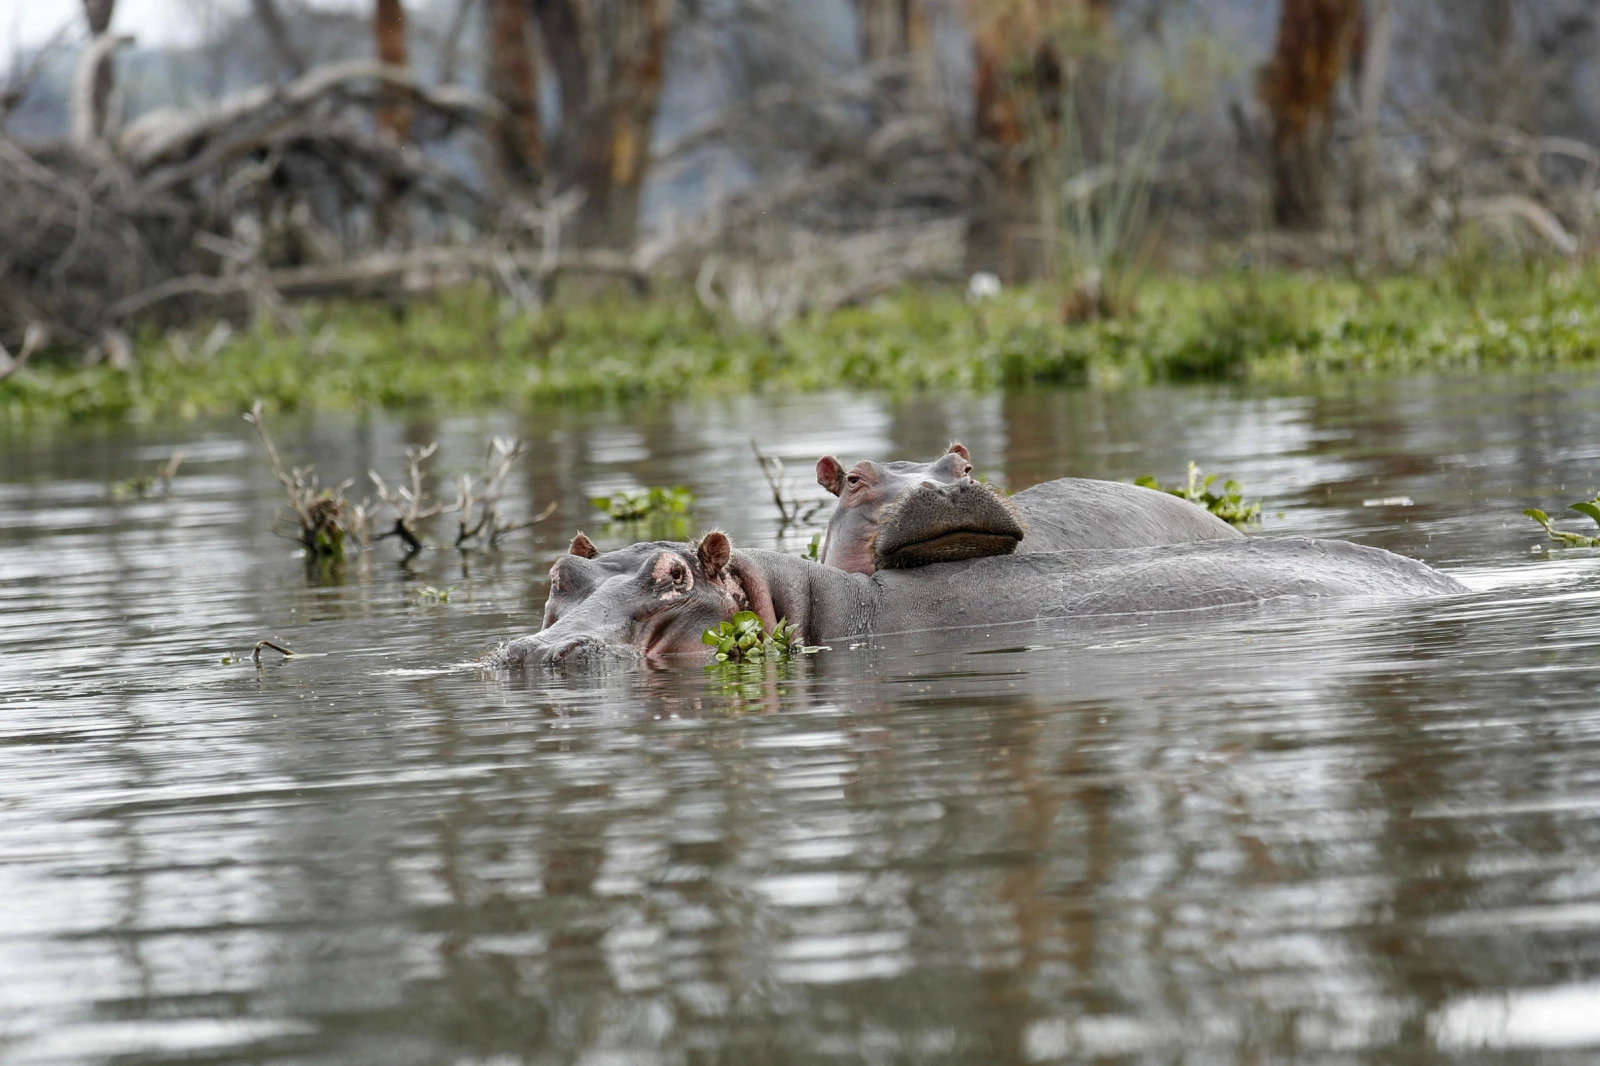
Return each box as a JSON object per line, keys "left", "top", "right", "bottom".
{"left": 1012, "top": 477, "right": 1243, "bottom": 552}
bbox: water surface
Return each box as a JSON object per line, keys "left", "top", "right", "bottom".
{"left": 5, "top": 375, "right": 1600, "bottom": 1063}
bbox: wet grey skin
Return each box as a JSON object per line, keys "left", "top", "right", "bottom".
{"left": 541, "top": 532, "right": 675, "bottom": 630}
{"left": 499, "top": 531, "right": 1469, "bottom": 668}
{"left": 815, "top": 443, "right": 1241, "bottom": 574}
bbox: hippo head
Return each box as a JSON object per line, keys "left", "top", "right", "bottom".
{"left": 508, "top": 531, "right": 776, "bottom": 668}
{"left": 542, "top": 532, "right": 672, "bottom": 629}
{"left": 815, "top": 443, "right": 1027, "bottom": 573}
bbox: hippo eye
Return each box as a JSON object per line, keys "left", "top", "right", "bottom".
{"left": 846, "top": 473, "right": 862, "bottom": 487}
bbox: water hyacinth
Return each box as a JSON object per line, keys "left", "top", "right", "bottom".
{"left": 1134, "top": 462, "right": 1261, "bottom": 527}
{"left": 7, "top": 267, "right": 1600, "bottom": 425}
{"left": 702, "top": 612, "right": 806, "bottom": 664}
{"left": 1525, "top": 491, "right": 1600, "bottom": 548}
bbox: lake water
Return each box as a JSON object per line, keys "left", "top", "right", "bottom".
{"left": 4, "top": 374, "right": 1600, "bottom": 1064}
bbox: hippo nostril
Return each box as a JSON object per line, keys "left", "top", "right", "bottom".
{"left": 553, "top": 639, "right": 597, "bottom": 662}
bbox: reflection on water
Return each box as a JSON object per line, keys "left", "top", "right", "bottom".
{"left": 5, "top": 374, "right": 1600, "bottom": 1064}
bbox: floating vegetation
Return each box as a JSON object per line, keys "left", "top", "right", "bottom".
{"left": 1525, "top": 492, "right": 1600, "bottom": 548}
{"left": 702, "top": 612, "right": 808, "bottom": 664}
{"left": 249, "top": 399, "right": 551, "bottom": 564}
{"left": 245, "top": 400, "right": 369, "bottom": 560}
{"left": 109, "top": 450, "right": 185, "bottom": 499}
{"left": 413, "top": 586, "right": 455, "bottom": 603}
{"left": 592, "top": 485, "right": 694, "bottom": 522}
{"left": 1135, "top": 462, "right": 1262, "bottom": 527}
{"left": 10, "top": 267, "right": 1600, "bottom": 425}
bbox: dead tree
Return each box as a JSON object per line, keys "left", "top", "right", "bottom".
{"left": 373, "top": 0, "right": 413, "bottom": 142}
{"left": 0, "top": 60, "right": 509, "bottom": 345}
{"left": 251, "top": 0, "right": 308, "bottom": 79}
{"left": 534, "top": 0, "right": 672, "bottom": 249}
{"left": 373, "top": 0, "right": 413, "bottom": 243}
{"left": 1257, "top": 0, "right": 1364, "bottom": 230}
{"left": 853, "top": 0, "right": 932, "bottom": 94}
{"left": 80, "top": 0, "right": 117, "bottom": 142}
{"left": 963, "top": 0, "right": 1112, "bottom": 281}
{"left": 485, "top": 0, "right": 545, "bottom": 192}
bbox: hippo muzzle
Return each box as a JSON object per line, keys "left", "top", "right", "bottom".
{"left": 872, "top": 477, "right": 1028, "bottom": 569}
{"left": 496, "top": 633, "right": 646, "bottom": 670}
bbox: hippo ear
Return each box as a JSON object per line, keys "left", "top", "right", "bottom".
{"left": 569, "top": 532, "right": 600, "bottom": 559}
{"left": 697, "top": 530, "right": 732, "bottom": 578}
{"left": 816, "top": 456, "right": 845, "bottom": 496}
{"left": 946, "top": 442, "right": 971, "bottom": 462}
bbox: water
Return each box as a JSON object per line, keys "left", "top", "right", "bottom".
{"left": 4, "top": 374, "right": 1600, "bottom": 1064}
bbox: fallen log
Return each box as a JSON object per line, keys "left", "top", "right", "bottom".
{"left": 107, "top": 246, "right": 648, "bottom": 320}
{"left": 118, "top": 59, "right": 502, "bottom": 172}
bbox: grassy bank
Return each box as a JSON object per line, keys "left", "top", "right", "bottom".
{"left": 5, "top": 264, "right": 1599, "bottom": 423}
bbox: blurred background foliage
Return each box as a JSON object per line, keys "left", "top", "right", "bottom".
{"left": 2, "top": 0, "right": 1597, "bottom": 412}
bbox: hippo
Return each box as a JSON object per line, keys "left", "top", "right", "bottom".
{"left": 815, "top": 443, "right": 1242, "bottom": 573}
{"left": 502, "top": 530, "right": 1468, "bottom": 667}
{"left": 541, "top": 531, "right": 666, "bottom": 629}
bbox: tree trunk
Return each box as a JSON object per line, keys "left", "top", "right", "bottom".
{"left": 372, "top": 0, "right": 412, "bottom": 244}
{"left": 81, "top": 0, "right": 117, "bottom": 141}
{"left": 373, "top": 0, "right": 412, "bottom": 143}
{"left": 534, "top": 0, "right": 669, "bottom": 250}
{"left": 533, "top": 0, "right": 592, "bottom": 169}
{"left": 485, "top": 0, "right": 545, "bottom": 192}
{"left": 962, "top": 0, "right": 1110, "bottom": 282}
{"left": 1351, "top": 0, "right": 1392, "bottom": 265}
{"left": 1257, "top": 0, "right": 1363, "bottom": 231}
{"left": 853, "top": 0, "right": 933, "bottom": 93}
{"left": 251, "top": 0, "right": 306, "bottom": 79}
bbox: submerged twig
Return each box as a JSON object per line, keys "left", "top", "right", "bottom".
{"left": 252, "top": 639, "right": 295, "bottom": 662}
{"left": 751, "top": 439, "right": 825, "bottom": 528}
{"left": 453, "top": 437, "right": 554, "bottom": 549}
{"left": 369, "top": 442, "right": 445, "bottom": 555}
{"left": 244, "top": 399, "right": 369, "bottom": 557}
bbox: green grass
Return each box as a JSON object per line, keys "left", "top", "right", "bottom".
{"left": 4, "top": 263, "right": 1599, "bottom": 423}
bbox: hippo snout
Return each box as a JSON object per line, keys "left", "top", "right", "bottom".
{"left": 874, "top": 476, "right": 1029, "bottom": 569}
{"left": 497, "top": 635, "right": 644, "bottom": 669}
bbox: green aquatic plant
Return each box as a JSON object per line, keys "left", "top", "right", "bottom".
{"left": 245, "top": 400, "right": 370, "bottom": 560}
{"left": 1525, "top": 492, "right": 1600, "bottom": 548}
{"left": 10, "top": 266, "right": 1600, "bottom": 425}
{"left": 1135, "top": 462, "right": 1261, "bottom": 527}
{"left": 109, "top": 451, "right": 185, "bottom": 499}
{"left": 414, "top": 585, "right": 455, "bottom": 603}
{"left": 702, "top": 612, "right": 806, "bottom": 664}
{"left": 592, "top": 485, "right": 694, "bottom": 522}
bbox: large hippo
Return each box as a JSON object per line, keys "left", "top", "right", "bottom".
{"left": 815, "top": 443, "right": 1242, "bottom": 573}
{"left": 502, "top": 530, "right": 1467, "bottom": 667}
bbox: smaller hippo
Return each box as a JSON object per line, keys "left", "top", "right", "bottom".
{"left": 816, "top": 443, "right": 1242, "bottom": 574}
